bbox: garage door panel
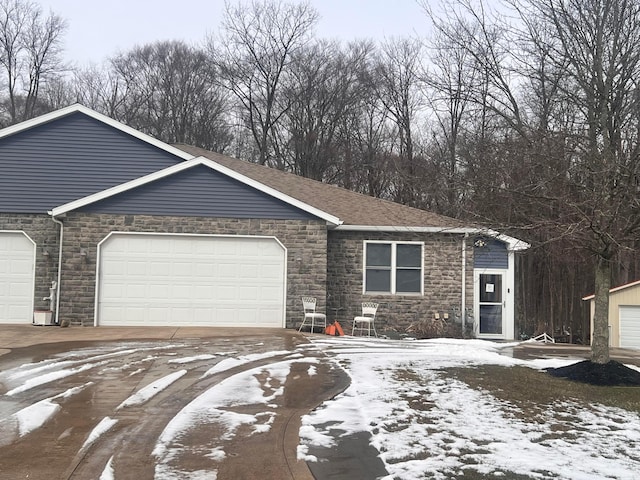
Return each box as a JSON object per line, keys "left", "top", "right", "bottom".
{"left": 261, "top": 264, "right": 285, "bottom": 279}
{"left": 98, "top": 234, "right": 285, "bottom": 327}
{"left": 620, "top": 306, "right": 640, "bottom": 349}
{"left": 0, "top": 232, "right": 35, "bottom": 324}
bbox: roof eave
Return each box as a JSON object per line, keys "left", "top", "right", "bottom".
{"left": 332, "top": 225, "right": 530, "bottom": 251}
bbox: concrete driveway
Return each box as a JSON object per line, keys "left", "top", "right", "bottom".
{"left": 0, "top": 325, "right": 350, "bottom": 480}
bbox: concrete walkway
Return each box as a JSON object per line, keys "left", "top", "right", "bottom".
{"left": 0, "top": 324, "right": 286, "bottom": 351}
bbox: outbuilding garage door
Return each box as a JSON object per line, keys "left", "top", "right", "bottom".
{"left": 0, "top": 231, "right": 35, "bottom": 324}
{"left": 97, "top": 233, "right": 286, "bottom": 327}
{"left": 620, "top": 306, "right": 640, "bottom": 349}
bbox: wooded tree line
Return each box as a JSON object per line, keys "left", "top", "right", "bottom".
{"left": 2, "top": 0, "right": 639, "bottom": 350}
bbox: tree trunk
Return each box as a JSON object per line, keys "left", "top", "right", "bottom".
{"left": 591, "top": 256, "right": 611, "bottom": 364}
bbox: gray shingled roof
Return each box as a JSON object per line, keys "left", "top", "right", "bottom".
{"left": 174, "top": 144, "right": 465, "bottom": 228}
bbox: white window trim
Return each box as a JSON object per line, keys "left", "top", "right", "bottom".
{"left": 362, "top": 240, "right": 424, "bottom": 295}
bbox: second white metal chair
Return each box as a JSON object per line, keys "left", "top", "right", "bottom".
{"left": 298, "top": 296, "right": 327, "bottom": 333}
{"left": 352, "top": 302, "right": 379, "bottom": 337}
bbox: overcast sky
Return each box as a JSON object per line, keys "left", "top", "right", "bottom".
{"left": 37, "top": 0, "right": 430, "bottom": 65}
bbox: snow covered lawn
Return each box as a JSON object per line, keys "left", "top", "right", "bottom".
{"left": 299, "top": 337, "right": 640, "bottom": 480}
{"left": 1, "top": 332, "right": 638, "bottom": 479}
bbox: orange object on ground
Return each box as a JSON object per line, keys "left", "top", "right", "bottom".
{"left": 334, "top": 322, "right": 345, "bottom": 336}
{"left": 325, "top": 323, "right": 336, "bottom": 335}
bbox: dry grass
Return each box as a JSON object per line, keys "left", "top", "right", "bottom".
{"left": 444, "top": 365, "right": 640, "bottom": 417}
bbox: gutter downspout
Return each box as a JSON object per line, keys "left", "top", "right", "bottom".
{"left": 461, "top": 233, "right": 468, "bottom": 335}
{"left": 51, "top": 215, "right": 63, "bottom": 326}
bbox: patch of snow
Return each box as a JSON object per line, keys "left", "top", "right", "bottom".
{"left": 4, "top": 382, "right": 93, "bottom": 438}
{"left": 201, "top": 350, "right": 292, "bottom": 377}
{"left": 205, "top": 446, "right": 226, "bottom": 461}
{"left": 626, "top": 363, "right": 640, "bottom": 373}
{"left": 81, "top": 417, "right": 118, "bottom": 451}
{"left": 153, "top": 359, "right": 299, "bottom": 471}
{"left": 99, "top": 456, "right": 115, "bottom": 480}
{"left": 6, "top": 361, "right": 109, "bottom": 396}
{"left": 168, "top": 354, "right": 217, "bottom": 364}
{"left": 14, "top": 398, "right": 60, "bottom": 436}
{"left": 117, "top": 370, "right": 187, "bottom": 409}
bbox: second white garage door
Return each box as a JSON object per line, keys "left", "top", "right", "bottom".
{"left": 0, "top": 231, "right": 35, "bottom": 324}
{"left": 620, "top": 306, "right": 640, "bottom": 349}
{"left": 97, "top": 233, "right": 286, "bottom": 327}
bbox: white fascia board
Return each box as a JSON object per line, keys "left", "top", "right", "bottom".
{"left": 0, "top": 104, "right": 195, "bottom": 161}
{"left": 49, "top": 156, "right": 342, "bottom": 226}
{"left": 333, "top": 225, "right": 530, "bottom": 251}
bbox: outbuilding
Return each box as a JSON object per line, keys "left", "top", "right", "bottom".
{"left": 583, "top": 280, "right": 640, "bottom": 349}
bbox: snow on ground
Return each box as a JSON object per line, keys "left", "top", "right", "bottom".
{"left": 82, "top": 417, "right": 118, "bottom": 451}
{"left": 299, "top": 337, "right": 640, "bottom": 480}
{"left": 153, "top": 357, "right": 313, "bottom": 479}
{"left": 168, "top": 354, "right": 217, "bottom": 364}
{"left": 0, "top": 382, "right": 93, "bottom": 446}
{"left": 117, "top": 370, "right": 187, "bottom": 409}
{"left": 2, "top": 336, "right": 638, "bottom": 479}
{"left": 99, "top": 456, "right": 115, "bottom": 480}
{"left": 0, "top": 343, "right": 187, "bottom": 396}
{"left": 201, "top": 350, "right": 292, "bottom": 377}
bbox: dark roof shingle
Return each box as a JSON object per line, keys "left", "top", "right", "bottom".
{"left": 174, "top": 144, "right": 464, "bottom": 228}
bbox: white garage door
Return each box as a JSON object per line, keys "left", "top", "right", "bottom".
{"left": 97, "top": 233, "right": 286, "bottom": 327}
{"left": 620, "top": 306, "right": 640, "bottom": 349}
{"left": 0, "top": 231, "right": 35, "bottom": 324}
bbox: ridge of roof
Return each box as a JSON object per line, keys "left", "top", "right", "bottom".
{"left": 173, "top": 144, "right": 466, "bottom": 229}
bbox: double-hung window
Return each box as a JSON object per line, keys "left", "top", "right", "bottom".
{"left": 364, "top": 241, "right": 423, "bottom": 294}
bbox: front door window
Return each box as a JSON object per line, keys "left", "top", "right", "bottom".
{"left": 479, "top": 273, "right": 503, "bottom": 334}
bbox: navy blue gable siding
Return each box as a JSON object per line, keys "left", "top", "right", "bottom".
{"left": 474, "top": 238, "right": 509, "bottom": 269}
{"left": 0, "top": 112, "right": 182, "bottom": 213}
{"left": 78, "top": 164, "right": 317, "bottom": 220}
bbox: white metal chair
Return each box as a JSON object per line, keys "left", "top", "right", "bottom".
{"left": 352, "top": 302, "right": 379, "bottom": 337}
{"left": 298, "top": 296, "right": 327, "bottom": 333}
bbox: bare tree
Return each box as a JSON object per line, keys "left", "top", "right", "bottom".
{"left": 532, "top": 0, "right": 640, "bottom": 363}
{"left": 375, "top": 37, "right": 426, "bottom": 205}
{"left": 109, "top": 41, "right": 232, "bottom": 151}
{"left": 212, "top": 0, "right": 318, "bottom": 167}
{"left": 72, "top": 65, "right": 131, "bottom": 119}
{"left": 427, "top": 0, "right": 640, "bottom": 362}
{"left": 424, "top": 20, "right": 478, "bottom": 216}
{"left": 75, "top": 41, "right": 231, "bottom": 151}
{"left": 0, "top": 0, "right": 66, "bottom": 125}
{"left": 279, "top": 40, "right": 372, "bottom": 181}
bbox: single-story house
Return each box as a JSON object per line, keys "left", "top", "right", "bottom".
{"left": 0, "top": 105, "right": 529, "bottom": 339}
{"left": 583, "top": 280, "right": 640, "bottom": 348}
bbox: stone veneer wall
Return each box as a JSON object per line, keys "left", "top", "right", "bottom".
{"left": 327, "top": 230, "right": 474, "bottom": 334}
{"left": 0, "top": 214, "right": 60, "bottom": 315}
{"left": 60, "top": 213, "right": 327, "bottom": 327}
